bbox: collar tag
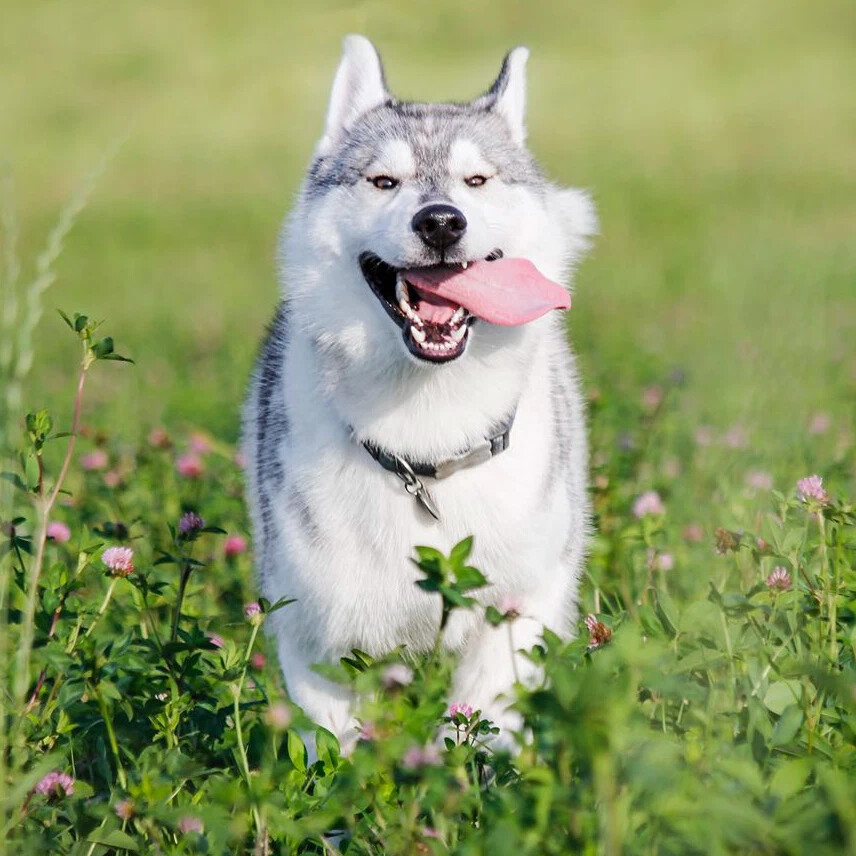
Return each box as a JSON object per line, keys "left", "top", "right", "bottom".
{"left": 393, "top": 455, "right": 441, "bottom": 521}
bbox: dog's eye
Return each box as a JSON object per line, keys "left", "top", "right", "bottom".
{"left": 368, "top": 175, "right": 399, "bottom": 190}
{"left": 464, "top": 175, "right": 488, "bottom": 188}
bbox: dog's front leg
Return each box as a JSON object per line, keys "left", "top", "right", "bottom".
{"left": 449, "top": 609, "right": 551, "bottom": 748}
{"left": 275, "top": 634, "right": 359, "bottom": 757}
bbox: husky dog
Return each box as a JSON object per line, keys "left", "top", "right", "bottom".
{"left": 243, "top": 35, "right": 596, "bottom": 751}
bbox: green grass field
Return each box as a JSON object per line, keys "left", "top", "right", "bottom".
{"left": 2, "top": 1, "right": 856, "bottom": 853}
{"left": 3, "top": 0, "right": 854, "bottom": 449}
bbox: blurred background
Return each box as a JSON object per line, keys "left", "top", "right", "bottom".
{"left": 2, "top": 0, "right": 854, "bottom": 465}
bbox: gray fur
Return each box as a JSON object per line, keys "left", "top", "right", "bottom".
{"left": 307, "top": 86, "right": 543, "bottom": 200}
{"left": 248, "top": 302, "right": 290, "bottom": 580}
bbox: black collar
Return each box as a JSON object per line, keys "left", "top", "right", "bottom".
{"left": 354, "top": 412, "right": 515, "bottom": 521}
{"left": 360, "top": 413, "right": 515, "bottom": 481}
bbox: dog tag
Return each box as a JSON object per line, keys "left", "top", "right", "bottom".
{"left": 393, "top": 455, "right": 441, "bottom": 521}
{"left": 413, "top": 483, "right": 441, "bottom": 521}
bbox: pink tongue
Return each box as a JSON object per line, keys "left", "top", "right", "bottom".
{"left": 404, "top": 258, "right": 570, "bottom": 327}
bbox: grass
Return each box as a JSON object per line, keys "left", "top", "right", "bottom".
{"left": 1, "top": 0, "right": 855, "bottom": 853}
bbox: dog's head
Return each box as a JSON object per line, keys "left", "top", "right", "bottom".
{"left": 283, "top": 35, "right": 595, "bottom": 374}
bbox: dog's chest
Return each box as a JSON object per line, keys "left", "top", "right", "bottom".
{"left": 265, "top": 399, "right": 566, "bottom": 657}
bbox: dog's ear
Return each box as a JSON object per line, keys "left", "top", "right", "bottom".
{"left": 318, "top": 35, "right": 389, "bottom": 156}
{"left": 483, "top": 47, "right": 529, "bottom": 146}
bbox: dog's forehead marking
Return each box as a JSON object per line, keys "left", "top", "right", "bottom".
{"left": 366, "top": 139, "right": 415, "bottom": 177}
{"left": 448, "top": 139, "right": 493, "bottom": 176}
{"left": 304, "top": 101, "right": 544, "bottom": 199}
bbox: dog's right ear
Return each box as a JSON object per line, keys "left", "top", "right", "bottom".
{"left": 317, "top": 35, "right": 389, "bottom": 156}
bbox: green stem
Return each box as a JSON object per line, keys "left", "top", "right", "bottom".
{"left": 718, "top": 608, "right": 738, "bottom": 725}
{"left": 170, "top": 563, "right": 193, "bottom": 643}
{"left": 95, "top": 686, "right": 128, "bottom": 790}
{"left": 14, "top": 361, "right": 88, "bottom": 705}
{"left": 817, "top": 514, "right": 835, "bottom": 666}
{"left": 84, "top": 577, "right": 118, "bottom": 638}
{"left": 506, "top": 621, "right": 519, "bottom": 685}
{"left": 234, "top": 623, "right": 263, "bottom": 838}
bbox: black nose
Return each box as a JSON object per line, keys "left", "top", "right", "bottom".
{"left": 411, "top": 203, "right": 467, "bottom": 250}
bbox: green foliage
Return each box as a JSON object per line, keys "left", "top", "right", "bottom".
{"left": 0, "top": 310, "right": 854, "bottom": 855}
{"left": 2, "top": 3, "right": 855, "bottom": 847}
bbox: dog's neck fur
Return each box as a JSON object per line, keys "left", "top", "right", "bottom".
{"left": 285, "top": 291, "right": 558, "bottom": 463}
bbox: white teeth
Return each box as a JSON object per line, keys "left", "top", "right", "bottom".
{"left": 396, "top": 276, "right": 424, "bottom": 326}
{"left": 450, "top": 325, "right": 467, "bottom": 342}
{"left": 399, "top": 297, "right": 414, "bottom": 318}
{"left": 450, "top": 306, "right": 466, "bottom": 325}
{"left": 462, "top": 260, "right": 468, "bottom": 270}
{"left": 410, "top": 325, "right": 426, "bottom": 343}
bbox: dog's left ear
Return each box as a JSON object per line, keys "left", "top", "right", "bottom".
{"left": 483, "top": 47, "right": 529, "bottom": 146}
{"left": 318, "top": 35, "right": 389, "bottom": 156}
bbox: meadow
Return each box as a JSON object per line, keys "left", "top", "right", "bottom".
{"left": 1, "top": 0, "right": 855, "bottom": 853}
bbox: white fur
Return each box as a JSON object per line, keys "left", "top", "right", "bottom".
{"left": 317, "top": 35, "right": 387, "bottom": 157}
{"left": 494, "top": 47, "right": 530, "bottom": 145}
{"left": 243, "top": 39, "right": 596, "bottom": 753}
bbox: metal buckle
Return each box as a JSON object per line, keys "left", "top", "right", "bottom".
{"left": 392, "top": 456, "right": 441, "bottom": 520}
{"left": 432, "top": 440, "right": 492, "bottom": 480}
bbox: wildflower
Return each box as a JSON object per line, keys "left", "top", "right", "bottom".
{"left": 796, "top": 475, "right": 829, "bottom": 505}
{"left": 46, "top": 521, "right": 71, "bottom": 543}
{"left": 755, "top": 537, "right": 772, "bottom": 554}
{"left": 402, "top": 744, "right": 441, "bottom": 769}
{"left": 175, "top": 453, "right": 204, "bottom": 479}
{"left": 662, "top": 457, "right": 681, "bottom": 479}
{"left": 102, "top": 546, "right": 134, "bottom": 577}
{"left": 103, "top": 469, "right": 122, "bottom": 488}
{"left": 251, "top": 652, "right": 266, "bottom": 669}
{"left": 155, "top": 692, "right": 168, "bottom": 701}
{"left": 694, "top": 425, "right": 714, "bottom": 447}
{"left": 498, "top": 594, "right": 523, "bottom": 620}
{"left": 206, "top": 632, "right": 224, "bottom": 648}
{"left": 188, "top": 432, "right": 212, "bottom": 454}
{"left": 633, "top": 490, "right": 665, "bottom": 518}
{"left": 358, "top": 721, "right": 377, "bottom": 741}
{"left": 745, "top": 470, "right": 773, "bottom": 491}
{"left": 244, "top": 602, "right": 263, "bottom": 625}
{"left": 808, "top": 411, "right": 830, "bottom": 435}
{"left": 642, "top": 385, "right": 663, "bottom": 410}
{"left": 382, "top": 663, "right": 414, "bottom": 689}
{"left": 264, "top": 702, "right": 292, "bottom": 731}
{"left": 114, "top": 799, "right": 135, "bottom": 820}
{"left": 724, "top": 425, "right": 748, "bottom": 449}
{"left": 178, "top": 511, "right": 205, "bottom": 534}
{"left": 35, "top": 770, "right": 74, "bottom": 799}
{"left": 647, "top": 549, "right": 674, "bottom": 571}
{"left": 449, "top": 702, "right": 474, "bottom": 720}
{"left": 766, "top": 567, "right": 792, "bottom": 591}
{"left": 423, "top": 828, "right": 441, "bottom": 840}
{"left": 682, "top": 523, "right": 704, "bottom": 543}
{"left": 148, "top": 427, "right": 171, "bottom": 448}
{"left": 177, "top": 816, "right": 204, "bottom": 835}
{"left": 584, "top": 614, "right": 613, "bottom": 649}
{"left": 714, "top": 527, "right": 742, "bottom": 555}
{"left": 81, "top": 449, "right": 108, "bottom": 471}
{"left": 224, "top": 534, "right": 247, "bottom": 558}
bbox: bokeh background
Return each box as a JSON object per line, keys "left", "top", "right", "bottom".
{"left": 3, "top": 0, "right": 855, "bottom": 465}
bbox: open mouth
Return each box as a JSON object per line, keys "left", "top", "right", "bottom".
{"left": 359, "top": 249, "right": 503, "bottom": 363}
